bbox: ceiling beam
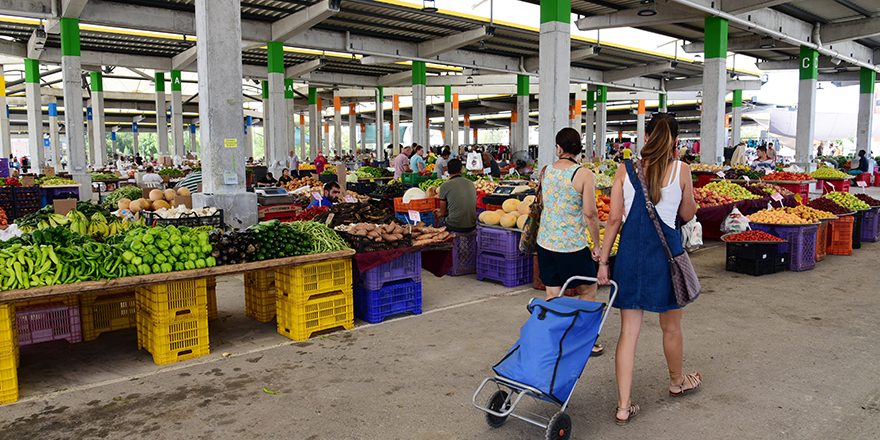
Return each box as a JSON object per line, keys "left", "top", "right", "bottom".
{"left": 285, "top": 58, "right": 326, "bottom": 79}
{"left": 755, "top": 58, "right": 850, "bottom": 70}
{"left": 722, "top": 0, "right": 792, "bottom": 15}
{"left": 576, "top": 3, "right": 703, "bottom": 31}
{"left": 301, "top": 71, "right": 378, "bottom": 88}
{"left": 418, "top": 26, "right": 494, "bottom": 59}
{"left": 478, "top": 100, "right": 516, "bottom": 111}
{"left": 817, "top": 71, "right": 863, "bottom": 82}
{"left": 665, "top": 77, "right": 762, "bottom": 91}
{"left": 820, "top": 17, "right": 880, "bottom": 45}
{"left": 171, "top": 46, "right": 198, "bottom": 71}
{"left": 0, "top": 0, "right": 55, "bottom": 19}
{"left": 523, "top": 46, "right": 600, "bottom": 72}
{"left": 61, "top": 0, "right": 89, "bottom": 18}
{"left": 682, "top": 34, "right": 795, "bottom": 53}
{"left": 271, "top": 0, "right": 339, "bottom": 42}
{"left": 377, "top": 70, "right": 412, "bottom": 87}
{"left": 603, "top": 61, "right": 674, "bottom": 83}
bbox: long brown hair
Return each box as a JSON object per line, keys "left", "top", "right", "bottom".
{"left": 640, "top": 116, "right": 679, "bottom": 204}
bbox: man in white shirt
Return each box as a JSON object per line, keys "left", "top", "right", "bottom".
{"left": 288, "top": 150, "right": 300, "bottom": 178}
{"left": 142, "top": 166, "right": 163, "bottom": 184}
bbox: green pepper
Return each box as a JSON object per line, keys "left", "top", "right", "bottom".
{"left": 174, "top": 262, "right": 184, "bottom": 271}
{"left": 139, "top": 264, "right": 151, "bottom": 275}
{"left": 148, "top": 247, "right": 160, "bottom": 256}
{"left": 130, "top": 241, "right": 145, "bottom": 252}
{"left": 160, "top": 262, "right": 172, "bottom": 273}
{"left": 201, "top": 244, "right": 213, "bottom": 255}
{"left": 181, "top": 235, "right": 191, "bottom": 246}
{"left": 126, "top": 264, "right": 138, "bottom": 275}
{"left": 197, "top": 232, "right": 210, "bottom": 245}
{"left": 122, "top": 251, "right": 135, "bottom": 263}
{"left": 195, "top": 259, "right": 206, "bottom": 269}
{"left": 169, "top": 235, "right": 182, "bottom": 246}
{"left": 158, "top": 230, "right": 170, "bottom": 241}
{"left": 184, "top": 260, "right": 195, "bottom": 270}
{"left": 171, "top": 245, "right": 183, "bottom": 256}
{"left": 131, "top": 256, "right": 143, "bottom": 266}
{"left": 154, "top": 254, "right": 167, "bottom": 264}
{"left": 142, "top": 254, "right": 154, "bottom": 265}
{"left": 205, "top": 256, "right": 216, "bottom": 268}
{"left": 151, "top": 263, "right": 161, "bottom": 274}
{"left": 156, "top": 239, "right": 171, "bottom": 250}
{"left": 140, "top": 233, "right": 154, "bottom": 245}
{"left": 187, "top": 253, "right": 198, "bottom": 263}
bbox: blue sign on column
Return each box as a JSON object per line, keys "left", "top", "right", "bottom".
{"left": 48, "top": 103, "right": 58, "bottom": 117}
{"left": 190, "top": 124, "right": 196, "bottom": 134}
{"left": 87, "top": 107, "right": 93, "bottom": 121}
{"left": 44, "top": 138, "right": 50, "bottom": 147}
{"left": 132, "top": 122, "right": 138, "bottom": 133}
{"left": 111, "top": 132, "right": 116, "bottom": 141}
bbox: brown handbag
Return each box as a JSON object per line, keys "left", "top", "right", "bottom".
{"left": 518, "top": 166, "right": 547, "bottom": 254}
{"left": 632, "top": 160, "right": 701, "bottom": 307}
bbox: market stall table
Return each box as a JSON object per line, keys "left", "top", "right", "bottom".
{"left": 697, "top": 194, "right": 799, "bottom": 239}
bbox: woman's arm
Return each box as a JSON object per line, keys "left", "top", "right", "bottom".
{"left": 597, "top": 165, "right": 626, "bottom": 285}
{"left": 576, "top": 168, "right": 601, "bottom": 260}
{"left": 678, "top": 162, "right": 697, "bottom": 222}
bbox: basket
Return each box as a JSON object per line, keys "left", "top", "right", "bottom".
{"left": 476, "top": 252, "right": 532, "bottom": 288}
{"left": 0, "top": 353, "right": 17, "bottom": 404}
{"left": 80, "top": 289, "right": 137, "bottom": 341}
{"left": 749, "top": 224, "right": 817, "bottom": 272}
{"left": 141, "top": 210, "right": 224, "bottom": 229}
{"left": 815, "top": 221, "right": 829, "bottom": 262}
{"left": 355, "top": 252, "right": 421, "bottom": 290}
{"left": 245, "top": 270, "right": 276, "bottom": 323}
{"left": 394, "top": 211, "right": 436, "bottom": 227}
{"left": 725, "top": 242, "right": 788, "bottom": 276}
{"left": 276, "top": 290, "right": 354, "bottom": 341}
{"left": 826, "top": 215, "right": 854, "bottom": 255}
{"left": 274, "top": 258, "right": 353, "bottom": 303}
{"left": 136, "top": 279, "right": 208, "bottom": 320}
{"left": 338, "top": 230, "right": 412, "bottom": 254}
{"left": 347, "top": 181, "right": 377, "bottom": 195}
{"left": 136, "top": 309, "right": 209, "bottom": 365}
{"left": 393, "top": 197, "right": 436, "bottom": 213}
{"left": 354, "top": 279, "right": 422, "bottom": 324}
{"left": 12, "top": 187, "right": 40, "bottom": 210}
{"left": 852, "top": 210, "right": 865, "bottom": 250}
{"left": 401, "top": 172, "right": 436, "bottom": 186}
{"left": 477, "top": 225, "right": 526, "bottom": 260}
{"left": 861, "top": 208, "right": 880, "bottom": 243}
{"left": 16, "top": 302, "right": 82, "bottom": 345}
{"left": 447, "top": 230, "right": 478, "bottom": 276}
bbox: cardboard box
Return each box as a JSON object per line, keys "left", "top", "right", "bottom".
{"left": 21, "top": 176, "right": 35, "bottom": 187}
{"left": 44, "top": 167, "right": 55, "bottom": 177}
{"left": 53, "top": 199, "right": 77, "bottom": 216}
{"left": 174, "top": 195, "right": 193, "bottom": 209}
{"left": 142, "top": 188, "right": 153, "bottom": 199}
{"left": 159, "top": 156, "right": 173, "bottom": 167}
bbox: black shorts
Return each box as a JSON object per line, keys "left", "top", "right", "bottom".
{"left": 536, "top": 245, "right": 597, "bottom": 288}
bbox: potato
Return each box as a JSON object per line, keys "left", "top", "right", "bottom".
{"left": 381, "top": 234, "right": 395, "bottom": 241}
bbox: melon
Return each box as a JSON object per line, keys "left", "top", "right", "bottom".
{"left": 516, "top": 214, "right": 528, "bottom": 229}
{"left": 176, "top": 187, "right": 191, "bottom": 196}
{"left": 478, "top": 211, "right": 493, "bottom": 224}
{"left": 117, "top": 198, "right": 131, "bottom": 211}
{"left": 139, "top": 198, "right": 152, "bottom": 211}
{"left": 522, "top": 195, "right": 536, "bottom": 204}
{"left": 500, "top": 213, "right": 518, "bottom": 228}
{"left": 502, "top": 198, "right": 520, "bottom": 213}
{"left": 483, "top": 211, "right": 503, "bottom": 225}
{"left": 128, "top": 199, "right": 143, "bottom": 213}
{"left": 517, "top": 200, "right": 532, "bottom": 215}
{"left": 153, "top": 200, "right": 171, "bottom": 211}
{"left": 163, "top": 189, "right": 177, "bottom": 202}
{"left": 149, "top": 189, "right": 164, "bottom": 202}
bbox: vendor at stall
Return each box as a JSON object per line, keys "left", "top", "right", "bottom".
{"left": 751, "top": 145, "right": 775, "bottom": 172}
{"left": 434, "top": 159, "right": 477, "bottom": 232}
{"left": 435, "top": 148, "right": 451, "bottom": 177}
{"left": 307, "top": 181, "right": 341, "bottom": 208}
{"left": 278, "top": 168, "right": 294, "bottom": 185}
{"left": 142, "top": 166, "right": 163, "bottom": 184}
{"left": 256, "top": 172, "right": 278, "bottom": 187}
{"left": 393, "top": 146, "right": 413, "bottom": 179}
{"left": 410, "top": 145, "right": 426, "bottom": 173}
{"left": 848, "top": 150, "right": 869, "bottom": 175}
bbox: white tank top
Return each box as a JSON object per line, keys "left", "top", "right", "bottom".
{"left": 623, "top": 160, "right": 683, "bottom": 229}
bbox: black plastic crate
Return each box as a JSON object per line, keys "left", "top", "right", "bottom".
{"left": 337, "top": 230, "right": 412, "bottom": 253}
{"left": 852, "top": 210, "right": 864, "bottom": 250}
{"left": 13, "top": 187, "right": 40, "bottom": 207}
{"left": 347, "top": 181, "right": 377, "bottom": 195}
{"left": 0, "top": 187, "right": 12, "bottom": 216}
{"left": 319, "top": 174, "right": 338, "bottom": 184}
{"left": 141, "top": 210, "right": 224, "bottom": 229}
{"left": 725, "top": 242, "right": 785, "bottom": 276}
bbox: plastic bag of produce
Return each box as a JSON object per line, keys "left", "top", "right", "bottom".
{"left": 681, "top": 218, "right": 703, "bottom": 251}
{"left": 466, "top": 152, "right": 483, "bottom": 171}
{"left": 721, "top": 207, "right": 750, "bottom": 234}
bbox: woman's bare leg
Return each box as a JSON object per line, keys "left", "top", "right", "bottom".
{"left": 616, "top": 309, "right": 644, "bottom": 420}
{"left": 659, "top": 309, "right": 684, "bottom": 391}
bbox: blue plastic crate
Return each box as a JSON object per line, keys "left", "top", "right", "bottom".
{"left": 354, "top": 252, "right": 421, "bottom": 290}
{"left": 354, "top": 279, "right": 422, "bottom": 324}
{"left": 861, "top": 208, "right": 880, "bottom": 243}
{"left": 476, "top": 252, "right": 532, "bottom": 287}
{"left": 750, "top": 224, "right": 817, "bottom": 272}
{"left": 477, "top": 225, "right": 526, "bottom": 260}
{"left": 395, "top": 211, "right": 436, "bottom": 226}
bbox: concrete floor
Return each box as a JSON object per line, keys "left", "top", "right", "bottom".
{"left": 1, "top": 188, "right": 879, "bottom": 439}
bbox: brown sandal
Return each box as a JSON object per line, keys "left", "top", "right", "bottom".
{"left": 615, "top": 404, "right": 640, "bottom": 426}
{"left": 669, "top": 372, "right": 702, "bottom": 397}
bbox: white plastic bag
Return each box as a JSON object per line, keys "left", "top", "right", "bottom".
{"left": 681, "top": 218, "right": 703, "bottom": 251}
{"left": 721, "top": 207, "right": 750, "bottom": 234}
{"left": 466, "top": 152, "right": 484, "bottom": 171}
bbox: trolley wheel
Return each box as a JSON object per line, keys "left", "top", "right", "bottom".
{"left": 545, "top": 411, "right": 571, "bottom": 440}
{"left": 485, "top": 390, "right": 511, "bottom": 428}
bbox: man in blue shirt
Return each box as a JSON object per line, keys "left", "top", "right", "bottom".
{"left": 307, "top": 181, "right": 341, "bottom": 208}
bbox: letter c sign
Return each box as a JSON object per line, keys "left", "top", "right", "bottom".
{"left": 802, "top": 57, "right": 811, "bottom": 69}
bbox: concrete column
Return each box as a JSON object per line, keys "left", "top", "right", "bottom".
{"left": 155, "top": 72, "right": 169, "bottom": 156}
{"left": 333, "top": 96, "right": 342, "bottom": 155}
{"left": 244, "top": 116, "right": 254, "bottom": 159}
{"left": 285, "top": 78, "right": 295, "bottom": 159}
{"left": 60, "top": 17, "right": 91, "bottom": 200}
{"left": 636, "top": 99, "right": 646, "bottom": 153}
{"left": 266, "top": 43, "right": 287, "bottom": 173}
{"left": 412, "top": 62, "right": 427, "bottom": 148}
{"left": 514, "top": 76, "right": 528, "bottom": 153}
{"left": 452, "top": 93, "right": 460, "bottom": 150}
{"left": 375, "top": 87, "right": 384, "bottom": 159}
{"left": 857, "top": 68, "right": 875, "bottom": 158}
{"left": 348, "top": 103, "right": 356, "bottom": 153}
{"left": 110, "top": 131, "right": 117, "bottom": 158}
{"left": 48, "top": 100, "right": 59, "bottom": 169}
{"left": 443, "top": 85, "right": 452, "bottom": 147}
{"left": 299, "top": 113, "right": 306, "bottom": 160}
{"left": 732, "top": 90, "right": 742, "bottom": 147}
{"left": 701, "top": 16, "right": 728, "bottom": 165}
{"left": 25, "top": 59, "right": 43, "bottom": 171}
{"left": 170, "top": 70, "right": 185, "bottom": 158}
{"left": 510, "top": 110, "right": 518, "bottom": 152}
{"left": 194, "top": 0, "right": 255, "bottom": 227}
{"left": 659, "top": 93, "right": 668, "bottom": 113}
{"left": 0, "top": 67, "right": 11, "bottom": 159}
{"left": 795, "top": 46, "right": 818, "bottom": 165}
{"left": 538, "top": 0, "right": 571, "bottom": 167}
{"left": 189, "top": 123, "right": 197, "bottom": 154}
{"left": 323, "top": 121, "right": 330, "bottom": 155}
{"left": 391, "top": 94, "right": 400, "bottom": 155}
{"left": 360, "top": 123, "right": 366, "bottom": 152}
{"left": 132, "top": 122, "right": 139, "bottom": 158}
{"left": 86, "top": 106, "right": 93, "bottom": 164}
{"left": 596, "top": 85, "right": 608, "bottom": 158}
{"left": 473, "top": 128, "right": 478, "bottom": 145}
{"left": 90, "top": 71, "right": 106, "bottom": 167}
{"left": 308, "top": 88, "right": 318, "bottom": 159}
{"left": 464, "top": 114, "right": 471, "bottom": 146}
{"left": 585, "top": 90, "right": 595, "bottom": 158}
{"left": 573, "top": 92, "right": 584, "bottom": 134}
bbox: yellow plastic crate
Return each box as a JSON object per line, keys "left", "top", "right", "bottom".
{"left": 81, "top": 290, "right": 137, "bottom": 342}
{"left": 206, "top": 281, "right": 218, "bottom": 322}
{"left": 0, "top": 305, "right": 17, "bottom": 369}
{"left": 16, "top": 295, "right": 78, "bottom": 308}
{"left": 136, "top": 279, "right": 208, "bottom": 319}
{"left": 245, "top": 270, "right": 275, "bottom": 291}
{"left": 136, "top": 310, "right": 209, "bottom": 365}
{"left": 274, "top": 259, "right": 352, "bottom": 303}
{"left": 276, "top": 289, "right": 354, "bottom": 342}
{"left": 0, "top": 354, "right": 18, "bottom": 405}
{"left": 245, "top": 280, "right": 276, "bottom": 323}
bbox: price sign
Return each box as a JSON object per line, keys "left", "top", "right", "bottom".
{"left": 408, "top": 210, "right": 421, "bottom": 223}
{"left": 483, "top": 167, "right": 491, "bottom": 175}
{"left": 508, "top": 168, "right": 517, "bottom": 176}
{"left": 857, "top": 180, "right": 868, "bottom": 188}
{"left": 771, "top": 193, "right": 784, "bottom": 202}
{"left": 311, "top": 191, "right": 322, "bottom": 200}
{"left": 716, "top": 171, "right": 725, "bottom": 179}
{"left": 743, "top": 175, "right": 750, "bottom": 183}
{"left": 344, "top": 195, "right": 356, "bottom": 203}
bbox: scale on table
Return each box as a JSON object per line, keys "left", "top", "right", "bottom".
{"left": 482, "top": 185, "right": 536, "bottom": 205}
{"left": 254, "top": 187, "right": 288, "bottom": 197}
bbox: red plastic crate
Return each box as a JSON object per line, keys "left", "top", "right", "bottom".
{"left": 827, "top": 215, "right": 854, "bottom": 255}
{"left": 694, "top": 173, "right": 715, "bottom": 188}
{"left": 355, "top": 252, "right": 421, "bottom": 290}
{"left": 818, "top": 178, "right": 850, "bottom": 195}
{"left": 477, "top": 225, "right": 526, "bottom": 259}
{"left": 874, "top": 173, "right": 880, "bottom": 187}
{"left": 815, "top": 221, "right": 828, "bottom": 262}
{"left": 777, "top": 182, "right": 811, "bottom": 203}
{"left": 393, "top": 197, "right": 436, "bottom": 213}
{"left": 16, "top": 303, "right": 82, "bottom": 345}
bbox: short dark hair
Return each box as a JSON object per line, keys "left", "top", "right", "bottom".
{"left": 146, "top": 166, "right": 155, "bottom": 173}
{"left": 756, "top": 145, "right": 767, "bottom": 153}
{"left": 324, "top": 181, "right": 341, "bottom": 192}
{"left": 555, "top": 127, "right": 582, "bottom": 155}
{"left": 266, "top": 172, "right": 274, "bottom": 178}
{"left": 415, "top": 145, "right": 424, "bottom": 153}
{"left": 447, "top": 158, "right": 463, "bottom": 175}
{"left": 441, "top": 148, "right": 451, "bottom": 157}
{"left": 859, "top": 150, "right": 866, "bottom": 157}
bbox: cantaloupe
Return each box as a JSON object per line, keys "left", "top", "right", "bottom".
{"left": 522, "top": 195, "right": 536, "bottom": 204}
{"left": 139, "top": 198, "right": 152, "bottom": 211}
{"left": 478, "top": 211, "right": 493, "bottom": 224}
{"left": 502, "top": 198, "right": 520, "bottom": 213}
{"left": 517, "top": 200, "right": 532, "bottom": 215}
{"left": 176, "top": 187, "right": 191, "bottom": 196}
{"left": 500, "top": 213, "right": 518, "bottom": 228}
{"left": 149, "top": 189, "right": 164, "bottom": 202}
{"left": 483, "top": 211, "right": 503, "bottom": 225}
{"left": 163, "top": 189, "right": 177, "bottom": 202}
{"left": 117, "top": 198, "right": 131, "bottom": 211}
{"left": 128, "top": 199, "right": 143, "bottom": 213}
{"left": 153, "top": 200, "right": 171, "bottom": 211}
{"left": 517, "top": 214, "right": 528, "bottom": 229}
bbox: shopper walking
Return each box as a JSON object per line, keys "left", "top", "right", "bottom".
{"left": 410, "top": 145, "right": 426, "bottom": 173}
{"left": 393, "top": 145, "right": 412, "bottom": 179}
{"left": 596, "top": 113, "right": 701, "bottom": 426}
{"left": 288, "top": 150, "right": 300, "bottom": 178}
{"left": 536, "top": 127, "right": 604, "bottom": 356}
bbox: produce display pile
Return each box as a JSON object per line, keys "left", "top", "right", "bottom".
{"left": 354, "top": 166, "right": 389, "bottom": 179}
{"left": 596, "top": 195, "right": 611, "bottom": 221}
{"left": 312, "top": 203, "right": 394, "bottom": 228}
{"left": 120, "top": 188, "right": 192, "bottom": 215}
{"left": 37, "top": 177, "right": 77, "bottom": 187}
{"left": 479, "top": 196, "right": 536, "bottom": 229}
{"left": 419, "top": 178, "right": 446, "bottom": 192}
{"left": 703, "top": 181, "right": 761, "bottom": 201}
{"left": 208, "top": 220, "right": 315, "bottom": 264}
{"left": 0, "top": 207, "right": 7, "bottom": 229}
{"left": 783, "top": 205, "right": 835, "bottom": 222}
{"left": 89, "top": 173, "right": 120, "bottom": 181}
{"left": 747, "top": 209, "right": 811, "bottom": 224}
{"left": 375, "top": 181, "right": 405, "bottom": 197}
{"left": 586, "top": 228, "right": 620, "bottom": 254}
{"left": 854, "top": 193, "right": 880, "bottom": 207}
{"left": 286, "top": 221, "right": 350, "bottom": 254}
{"left": 824, "top": 192, "right": 870, "bottom": 211}
{"left": 334, "top": 222, "right": 409, "bottom": 243}
{"left": 102, "top": 186, "right": 145, "bottom": 211}
{"left": 723, "top": 167, "right": 764, "bottom": 180}
{"left": 281, "top": 176, "right": 322, "bottom": 192}
{"left": 807, "top": 198, "right": 853, "bottom": 215}
{"left": 690, "top": 164, "right": 726, "bottom": 173}
{"left": 150, "top": 206, "right": 220, "bottom": 219}
{"left": 157, "top": 168, "right": 184, "bottom": 177}
{"left": 693, "top": 188, "right": 737, "bottom": 208}
{"left": 723, "top": 231, "right": 785, "bottom": 242}
{"left": 15, "top": 202, "right": 122, "bottom": 239}
{"left": 761, "top": 172, "right": 812, "bottom": 181}
{"left": 119, "top": 225, "right": 215, "bottom": 274}
{"left": 593, "top": 171, "right": 614, "bottom": 189}
{"left": 744, "top": 183, "right": 793, "bottom": 197}
{"left": 289, "top": 206, "right": 329, "bottom": 222}
{"left": 473, "top": 179, "right": 500, "bottom": 193}
{"left": 810, "top": 168, "right": 850, "bottom": 179}
{"left": 2, "top": 177, "right": 20, "bottom": 187}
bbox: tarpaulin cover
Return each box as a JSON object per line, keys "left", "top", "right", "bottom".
{"left": 493, "top": 297, "right": 604, "bottom": 405}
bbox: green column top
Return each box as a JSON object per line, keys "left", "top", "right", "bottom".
{"left": 799, "top": 46, "right": 819, "bottom": 81}
{"left": 24, "top": 59, "right": 39, "bottom": 84}
{"left": 704, "top": 17, "right": 728, "bottom": 60}
{"left": 444, "top": 85, "right": 451, "bottom": 102}
{"left": 377, "top": 86, "right": 384, "bottom": 102}
{"left": 596, "top": 85, "right": 608, "bottom": 103}
{"left": 60, "top": 18, "right": 80, "bottom": 57}
{"left": 285, "top": 79, "right": 295, "bottom": 99}
{"left": 586, "top": 90, "right": 595, "bottom": 109}
{"left": 267, "top": 41, "right": 285, "bottom": 74}
{"left": 170, "top": 70, "right": 182, "bottom": 92}
{"left": 517, "top": 75, "right": 530, "bottom": 96}
{"left": 155, "top": 72, "right": 165, "bottom": 92}
{"left": 860, "top": 67, "right": 876, "bottom": 94}
{"left": 261, "top": 80, "right": 269, "bottom": 99}
{"left": 308, "top": 87, "right": 317, "bottom": 105}
{"left": 659, "top": 93, "right": 667, "bottom": 109}
{"left": 412, "top": 61, "right": 426, "bottom": 86}
{"left": 540, "top": 0, "right": 571, "bottom": 24}
{"left": 89, "top": 71, "right": 103, "bottom": 92}
{"left": 732, "top": 90, "right": 742, "bottom": 108}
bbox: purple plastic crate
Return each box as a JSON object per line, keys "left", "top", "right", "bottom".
{"left": 476, "top": 252, "right": 532, "bottom": 287}
{"left": 354, "top": 252, "right": 421, "bottom": 290}
{"left": 354, "top": 279, "right": 422, "bottom": 324}
{"left": 750, "top": 224, "right": 817, "bottom": 272}
{"left": 861, "top": 208, "right": 880, "bottom": 243}
{"left": 477, "top": 225, "right": 526, "bottom": 260}
{"left": 16, "top": 303, "right": 82, "bottom": 346}
{"left": 447, "top": 230, "right": 478, "bottom": 276}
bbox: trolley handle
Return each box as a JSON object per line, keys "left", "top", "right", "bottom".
{"left": 557, "top": 276, "right": 619, "bottom": 335}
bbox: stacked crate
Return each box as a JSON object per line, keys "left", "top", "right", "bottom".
{"left": 244, "top": 270, "right": 276, "bottom": 323}
{"left": 476, "top": 225, "right": 532, "bottom": 287}
{"left": 16, "top": 295, "right": 82, "bottom": 346}
{"left": 136, "top": 279, "right": 210, "bottom": 365}
{"left": 394, "top": 197, "right": 437, "bottom": 226}
{"left": 0, "top": 303, "right": 18, "bottom": 404}
{"left": 827, "top": 215, "right": 855, "bottom": 255}
{"left": 446, "top": 230, "right": 478, "bottom": 276}
{"left": 275, "top": 259, "right": 354, "bottom": 341}
{"left": 206, "top": 277, "right": 218, "bottom": 321}
{"left": 750, "top": 224, "right": 818, "bottom": 272}
{"left": 80, "top": 289, "right": 137, "bottom": 341}
{"left": 353, "top": 253, "right": 423, "bottom": 323}
{"left": 861, "top": 208, "right": 880, "bottom": 243}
